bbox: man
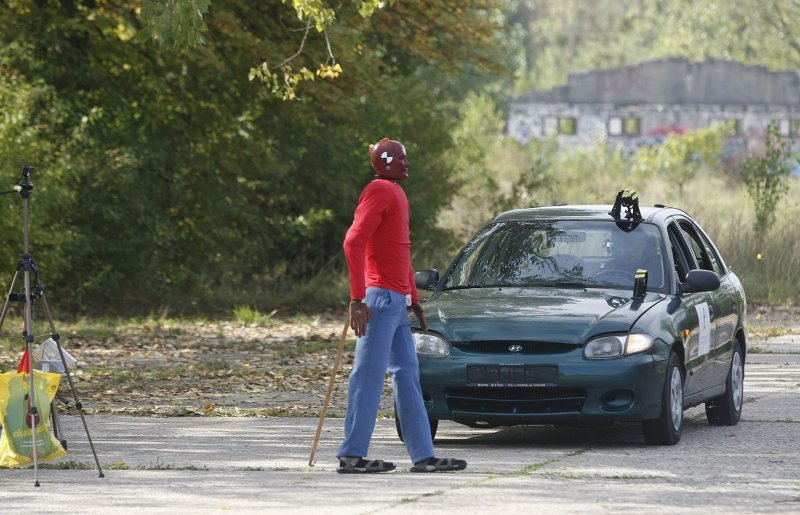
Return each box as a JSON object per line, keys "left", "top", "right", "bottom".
{"left": 337, "top": 138, "right": 467, "bottom": 474}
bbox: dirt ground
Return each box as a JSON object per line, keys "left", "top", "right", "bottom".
{"left": 0, "top": 306, "right": 798, "bottom": 419}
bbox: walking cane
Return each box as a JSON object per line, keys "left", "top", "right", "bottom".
{"left": 308, "top": 313, "right": 350, "bottom": 466}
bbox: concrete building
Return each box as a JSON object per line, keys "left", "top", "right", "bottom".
{"left": 508, "top": 58, "right": 800, "bottom": 156}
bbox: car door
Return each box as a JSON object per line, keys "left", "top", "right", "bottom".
{"left": 676, "top": 219, "right": 737, "bottom": 390}
{"left": 666, "top": 221, "right": 716, "bottom": 397}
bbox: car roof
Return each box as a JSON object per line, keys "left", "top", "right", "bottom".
{"left": 492, "top": 204, "right": 691, "bottom": 225}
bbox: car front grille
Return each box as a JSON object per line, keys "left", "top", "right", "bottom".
{"left": 451, "top": 341, "right": 581, "bottom": 354}
{"left": 444, "top": 386, "right": 586, "bottom": 414}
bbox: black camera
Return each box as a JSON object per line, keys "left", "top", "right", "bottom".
{"left": 17, "top": 164, "right": 34, "bottom": 196}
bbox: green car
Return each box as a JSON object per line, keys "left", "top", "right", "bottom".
{"left": 407, "top": 191, "right": 747, "bottom": 445}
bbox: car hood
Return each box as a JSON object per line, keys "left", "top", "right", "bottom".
{"left": 422, "top": 287, "right": 666, "bottom": 344}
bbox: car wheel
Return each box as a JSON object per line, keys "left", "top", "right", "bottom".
{"left": 705, "top": 339, "right": 744, "bottom": 426}
{"left": 642, "top": 352, "right": 684, "bottom": 445}
{"left": 394, "top": 402, "right": 438, "bottom": 443}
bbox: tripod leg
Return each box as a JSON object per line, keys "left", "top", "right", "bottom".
{"left": 0, "top": 270, "right": 20, "bottom": 335}
{"left": 50, "top": 399, "right": 67, "bottom": 450}
{"left": 23, "top": 268, "right": 40, "bottom": 486}
{"left": 40, "top": 294, "right": 104, "bottom": 478}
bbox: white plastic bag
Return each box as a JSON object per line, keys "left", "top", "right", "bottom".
{"left": 34, "top": 338, "right": 78, "bottom": 374}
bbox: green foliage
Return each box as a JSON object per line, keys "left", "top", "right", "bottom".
{"left": 630, "top": 125, "right": 730, "bottom": 197}
{"left": 524, "top": 137, "right": 629, "bottom": 206}
{"left": 437, "top": 92, "right": 508, "bottom": 241}
{"left": 231, "top": 305, "right": 278, "bottom": 326}
{"left": 140, "top": 0, "right": 212, "bottom": 48}
{"left": 0, "top": 0, "right": 505, "bottom": 315}
{"left": 514, "top": 0, "right": 800, "bottom": 93}
{"left": 739, "top": 122, "right": 794, "bottom": 236}
{"left": 4, "top": 0, "right": 800, "bottom": 313}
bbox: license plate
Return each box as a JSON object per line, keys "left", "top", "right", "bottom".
{"left": 466, "top": 364, "right": 558, "bottom": 387}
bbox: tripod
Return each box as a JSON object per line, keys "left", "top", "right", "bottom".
{"left": 0, "top": 165, "right": 103, "bottom": 486}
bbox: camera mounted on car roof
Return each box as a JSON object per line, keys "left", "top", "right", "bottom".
{"left": 609, "top": 188, "right": 643, "bottom": 221}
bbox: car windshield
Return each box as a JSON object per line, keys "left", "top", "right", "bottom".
{"left": 443, "top": 220, "right": 668, "bottom": 292}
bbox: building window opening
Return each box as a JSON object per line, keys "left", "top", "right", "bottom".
{"left": 623, "top": 117, "right": 640, "bottom": 136}
{"left": 779, "top": 119, "right": 800, "bottom": 137}
{"left": 608, "top": 116, "right": 639, "bottom": 137}
{"left": 558, "top": 117, "right": 577, "bottom": 135}
{"left": 608, "top": 117, "right": 623, "bottom": 136}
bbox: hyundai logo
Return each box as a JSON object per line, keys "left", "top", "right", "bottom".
{"left": 508, "top": 344, "right": 523, "bottom": 353}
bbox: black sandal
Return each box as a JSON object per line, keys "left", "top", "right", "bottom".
{"left": 410, "top": 457, "right": 467, "bottom": 473}
{"left": 337, "top": 457, "right": 396, "bottom": 474}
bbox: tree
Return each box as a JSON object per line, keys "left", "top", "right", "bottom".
{"left": 140, "top": 0, "right": 503, "bottom": 100}
{"left": 0, "top": 0, "right": 506, "bottom": 313}
{"left": 739, "top": 122, "right": 794, "bottom": 237}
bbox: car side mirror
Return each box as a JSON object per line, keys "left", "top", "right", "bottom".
{"left": 414, "top": 269, "right": 439, "bottom": 291}
{"left": 681, "top": 269, "right": 720, "bottom": 294}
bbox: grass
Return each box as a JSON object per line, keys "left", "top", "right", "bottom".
{"left": 37, "top": 460, "right": 93, "bottom": 470}
{"left": 683, "top": 180, "right": 800, "bottom": 306}
{"left": 87, "top": 366, "right": 196, "bottom": 384}
{"left": 143, "top": 462, "right": 209, "bottom": 471}
{"left": 0, "top": 313, "right": 194, "bottom": 346}
{"left": 232, "top": 306, "right": 279, "bottom": 327}
{"left": 747, "top": 325, "right": 800, "bottom": 338}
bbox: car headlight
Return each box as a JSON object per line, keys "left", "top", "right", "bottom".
{"left": 584, "top": 333, "right": 653, "bottom": 359}
{"left": 413, "top": 332, "right": 450, "bottom": 358}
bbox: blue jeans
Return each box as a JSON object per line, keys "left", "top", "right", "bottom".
{"left": 337, "top": 287, "right": 435, "bottom": 463}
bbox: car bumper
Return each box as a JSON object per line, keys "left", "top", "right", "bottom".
{"left": 419, "top": 350, "right": 667, "bottom": 426}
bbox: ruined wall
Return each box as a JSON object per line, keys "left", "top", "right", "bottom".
{"left": 509, "top": 59, "right": 800, "bottom": 155}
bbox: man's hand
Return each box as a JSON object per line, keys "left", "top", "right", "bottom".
{"left": 409, "top": 301, "right": 428, "bottom": 333}
{"left": 349, "top": 302, "right": 371, "bottom": 337}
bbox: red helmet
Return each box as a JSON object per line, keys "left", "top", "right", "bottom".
{"left": 369, "top": 138, "right": 409, "bottom": 180}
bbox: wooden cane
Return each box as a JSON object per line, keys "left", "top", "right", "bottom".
{"left": 308, "top": 314, "right": 350, "bottom": 466}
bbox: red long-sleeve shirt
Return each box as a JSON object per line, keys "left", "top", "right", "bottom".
{"left": 344, "top": 179, "right": 419, "bottom": 303}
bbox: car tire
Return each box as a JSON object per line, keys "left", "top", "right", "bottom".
{"left": 705, "top": 339, "right": 744, "bottom": 426}
{"left": 642, "top": 352, "right": 684, "bottom": 445}
{"left": 394, "top": 402, "right": 438, "bottom": 443}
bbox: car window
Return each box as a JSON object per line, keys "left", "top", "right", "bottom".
{"left": 667, "top": 223, "right": 692, "bottom": 283}
{"left": 687, "top": 222, "right": 725, "bottom": 276}
{"left": 678, "top": 220, "right": 722, "bottom": 274}
{"left": 443, "top": 220, "right": 668, "bottom": 292}
{"left": 446, "top": 224, "right": 503, "bottom": 287}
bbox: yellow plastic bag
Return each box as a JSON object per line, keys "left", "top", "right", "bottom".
{"left": 0, "top": 370, "right": 66, "bottom": 467}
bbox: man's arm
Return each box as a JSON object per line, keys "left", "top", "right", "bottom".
{"left": 408, "top": 266, "right": 420, "bottom": 304}
{"left": 344, "top": 184, "right": 386, "bottom": 336}
{"left": 407, "top": 265, "right": 428, "bottom": 333}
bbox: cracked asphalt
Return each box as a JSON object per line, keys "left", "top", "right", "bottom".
{"left": 1, "top": 334, "right": 799, "bottom": 513}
